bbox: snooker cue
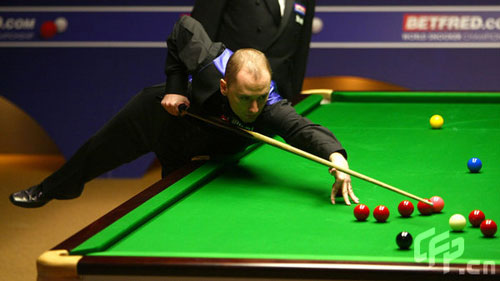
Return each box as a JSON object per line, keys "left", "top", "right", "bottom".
{"left": 177, "top": 104, "right": 433, "bottom": 206}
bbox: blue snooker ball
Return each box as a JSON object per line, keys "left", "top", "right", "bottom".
{"left": 467, "top": 157, "right": 482, "bottom": 173}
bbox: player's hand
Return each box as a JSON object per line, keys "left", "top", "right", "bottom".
{"left": 328, "top": 152, "right": 359, "bottom": 205}
{"left": 161, "top": 93, "right": 190, "bottom": 116}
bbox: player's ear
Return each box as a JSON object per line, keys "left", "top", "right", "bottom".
{"left": 220, "top": 78, "right": 228, "bottom": 96}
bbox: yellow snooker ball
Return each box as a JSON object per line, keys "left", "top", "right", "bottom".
{"left": 430, "top": 114, "right": 444, "bottom": 129}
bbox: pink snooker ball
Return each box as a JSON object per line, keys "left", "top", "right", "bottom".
{"left": 430, "top": 196, "right": 445, "bottom": 213}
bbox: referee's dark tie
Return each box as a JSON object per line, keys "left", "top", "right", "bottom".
{"left": 265, "top": 0, "right": 282, "bottom": 26}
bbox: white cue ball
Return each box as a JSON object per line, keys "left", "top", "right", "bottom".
{"left": 312, "top": 17, "right": 323, "bottom": 34}
{"left": 449, "top": 214, "right": 466, "bottom": 231}
{"left": 54, "top": 17, "right": 68, "bottom": 33}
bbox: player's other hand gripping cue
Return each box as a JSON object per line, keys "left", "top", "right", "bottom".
{"left": 161, "top": 93, "right": 190, "bottom": 116}
{"left": 329, "top": 152, "right": 359, "bottom": 205}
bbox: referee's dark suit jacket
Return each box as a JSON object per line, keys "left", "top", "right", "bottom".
{"left": 191, "top": 0, "right": 315, "bottom": 101}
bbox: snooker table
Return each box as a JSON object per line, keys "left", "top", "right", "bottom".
{"left": 38, "top": 92, "right": 500, "bottom": 280}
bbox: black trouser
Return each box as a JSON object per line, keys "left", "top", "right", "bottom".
{"left": 41, "top": 84, "right": 185, "bottom": 198}
{"left": 40, "top": 16, "right": 242, "bottom": 198}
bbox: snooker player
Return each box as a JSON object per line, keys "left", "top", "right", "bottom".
{"left": 9, "top": 16, "right": 359, "bottom": 208}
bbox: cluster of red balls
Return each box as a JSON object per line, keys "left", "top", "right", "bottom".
{"left": 353, "top": 196, "right": 497, "bottom": 238}
{"left": 400, "top": 196, "right": 445, "bottom": 217}
{"left": 353, "top": 195, "right": 444, "bottom": 223}
{"left": 353, "top": 204, "right": 388, "bottom": 222}
{"left": 468, "top": 209, "right": 497, "bottom": 237}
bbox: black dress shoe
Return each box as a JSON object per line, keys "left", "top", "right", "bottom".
{"left": 9, "top": 185, "right": 52, "bottom": 208}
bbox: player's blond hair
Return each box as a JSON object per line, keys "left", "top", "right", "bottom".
{"left": 225, "top": 48, "right": 272, "bottom": 87}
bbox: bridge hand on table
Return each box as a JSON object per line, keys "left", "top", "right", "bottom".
{"left": 329, "top": 152, "right": 359, "bottom": 205}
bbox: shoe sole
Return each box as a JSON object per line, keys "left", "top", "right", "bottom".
{"left": 9, "top": 194, "right": 49, "bottom": 208}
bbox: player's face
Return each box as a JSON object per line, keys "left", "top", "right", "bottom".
{"left": 220, "top": 69, "right": 270, "bottom": 123}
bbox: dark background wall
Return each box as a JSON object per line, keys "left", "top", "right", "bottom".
{"left": 1, "top": 0, "right": 499, "bottom": 177}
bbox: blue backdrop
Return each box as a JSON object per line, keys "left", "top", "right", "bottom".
{"left": 1, "top": 0, "right": 499, "bottom": 177}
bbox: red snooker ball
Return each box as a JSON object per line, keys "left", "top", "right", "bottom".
{"left": 417, "top": 199, "right": 433, "bottom": 216}
{"left": 373, "top": 205, "right": 390, "bottom": 222}
{"left": 469, "top": 210, "right": 485, "bottom": 227}
{"left": 398, "top": 200, "right": 414, "bottom": 217}
{"left": 354, "top": 204, "right": 370, "bottom": 221}
{"left": 480, "top": 219, "right": 497, "bottom": 237}
{"left": 430, "top": 196, "right": 444, "bottom": 213}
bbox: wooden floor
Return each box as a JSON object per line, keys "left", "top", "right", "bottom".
{"left": 0, "top": 154, "right": 162, "bottom": 281}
